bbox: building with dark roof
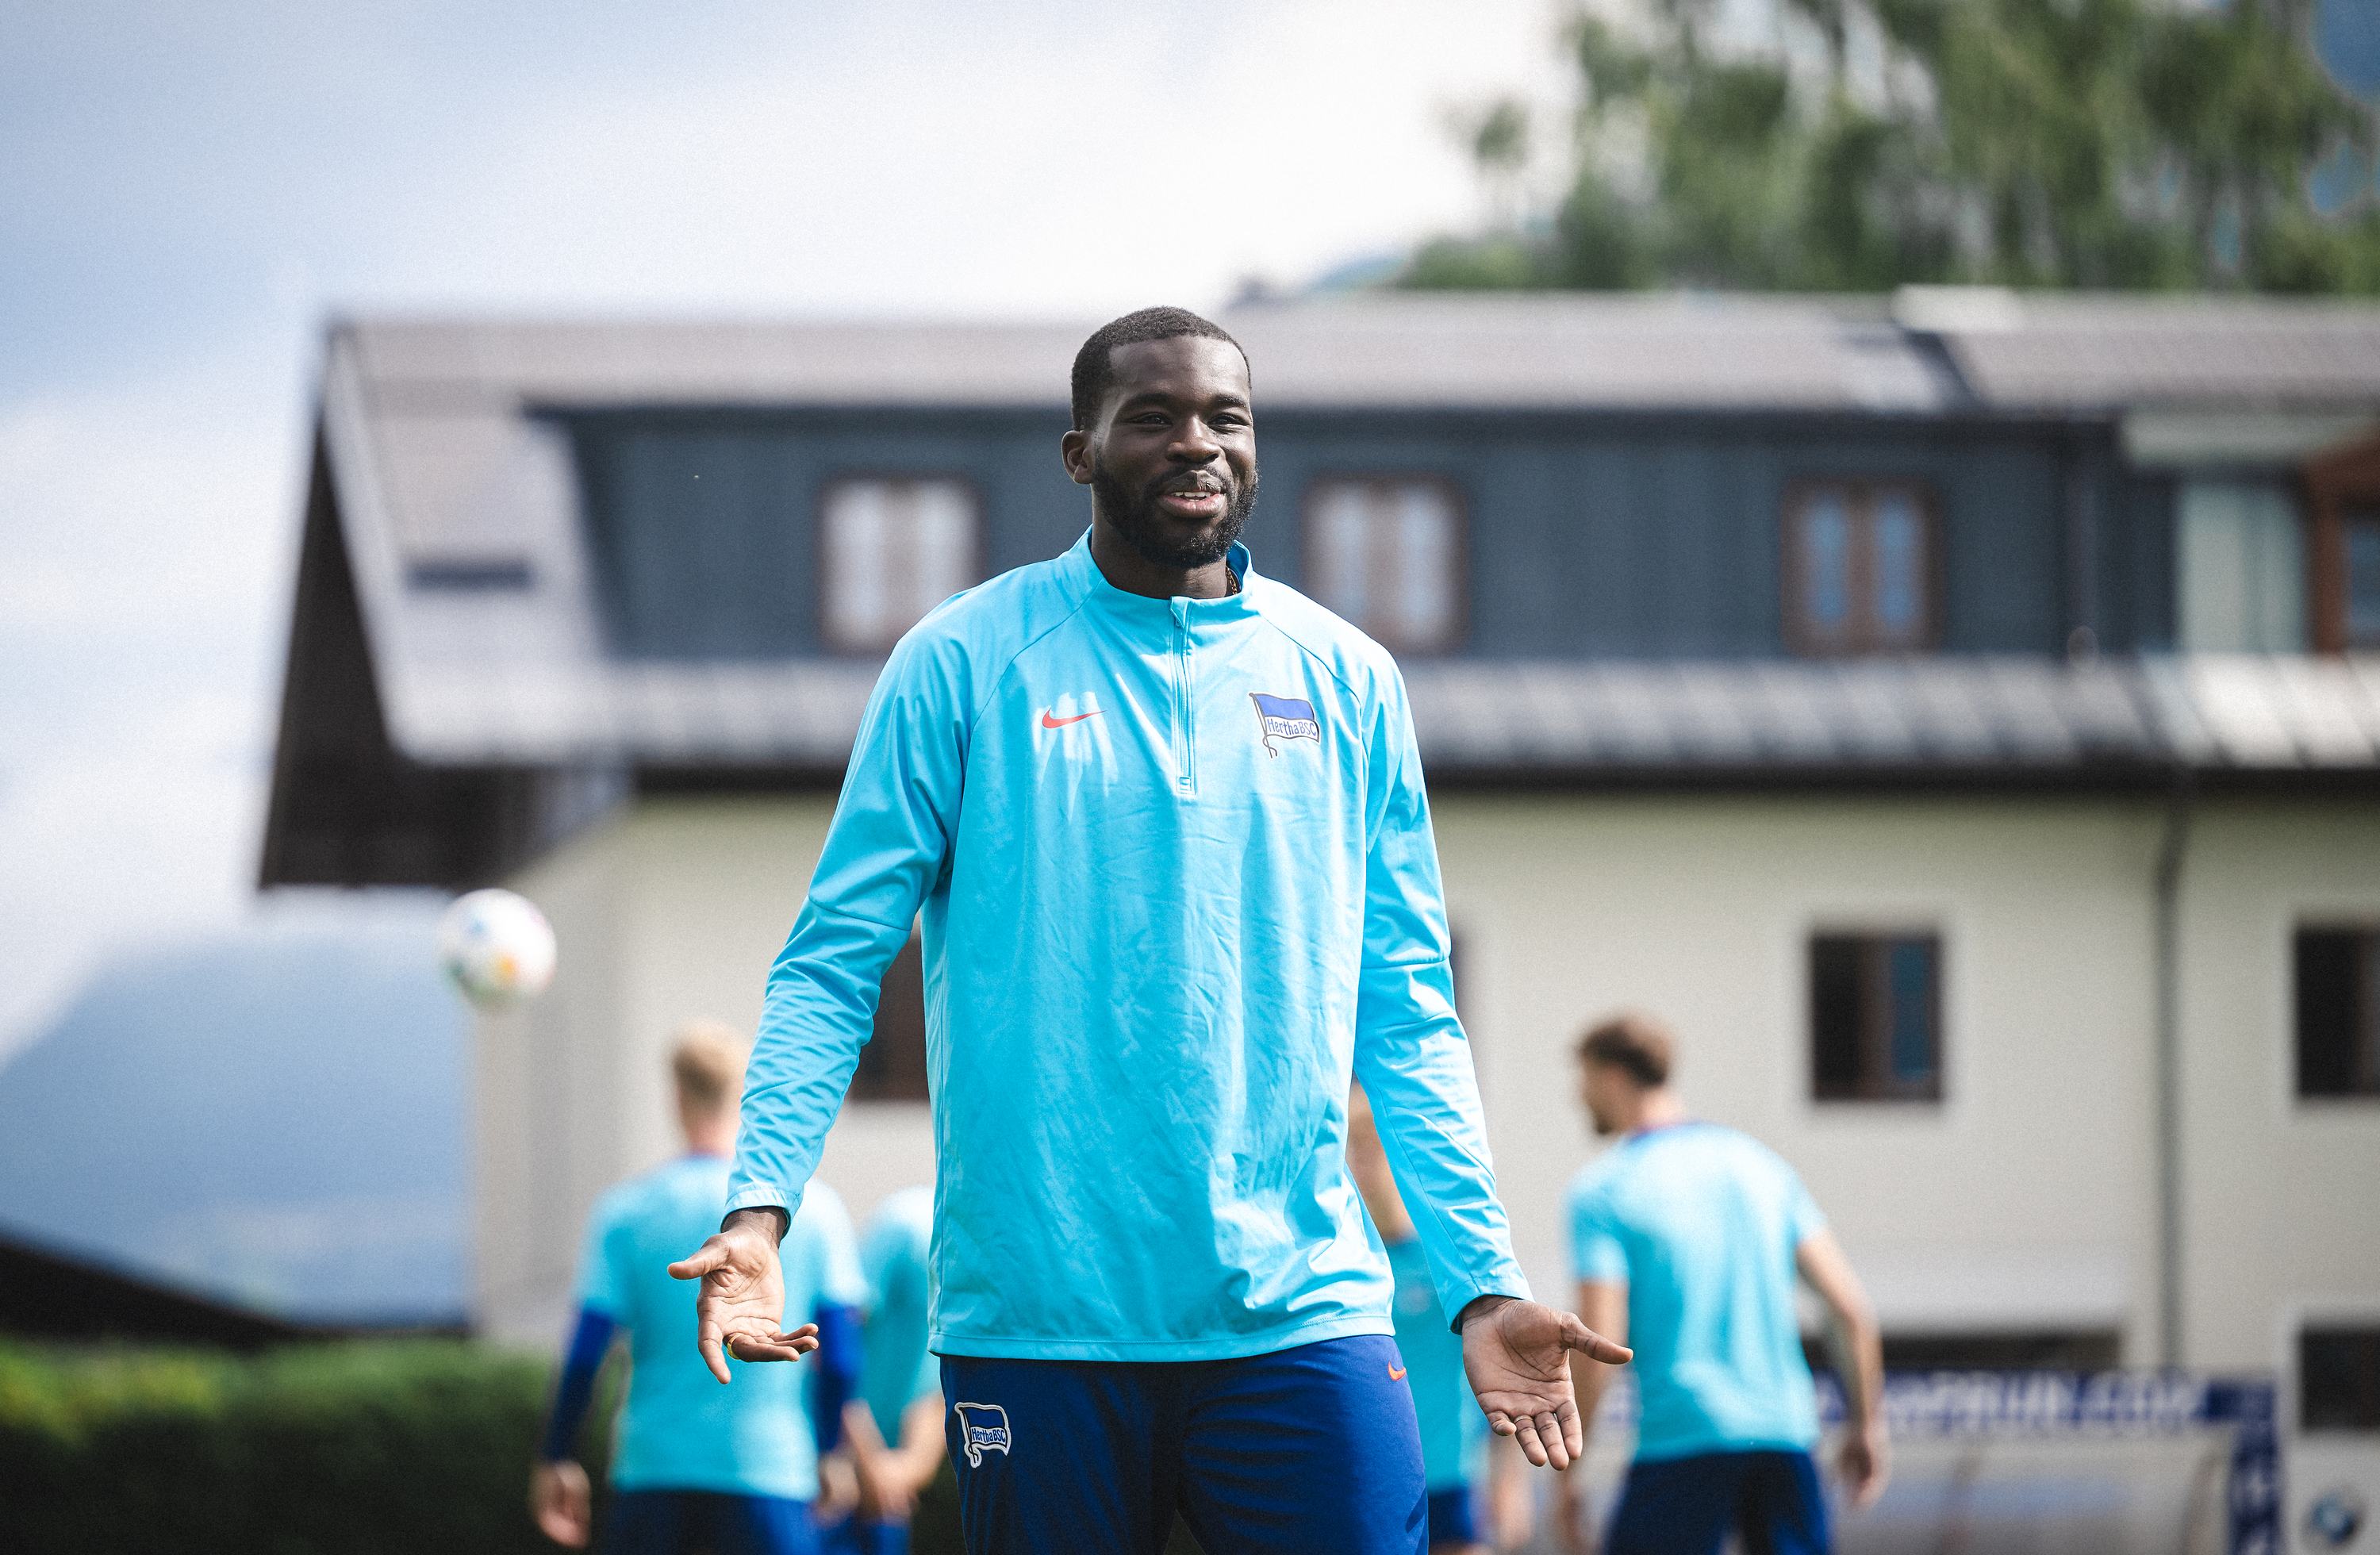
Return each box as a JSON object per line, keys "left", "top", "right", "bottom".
{"left": 261, "top": 290, "right": 2380, "bottom": 1522}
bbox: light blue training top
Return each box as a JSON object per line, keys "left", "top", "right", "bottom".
{"left": 1567, "top": 1123, "right": 1825, "bottom": 1462}
{"left": 1386, "top": 1237, "right": 1485, "bottom": 1492}
{"left": 575, "top": 1158, "right": 867, "bottom": 1498}
{"left": 859, "top": 1184, "right": 939, "bottom": 1442}
{"left": 729, "top": 532, "right": 1528, "bottom": 1361}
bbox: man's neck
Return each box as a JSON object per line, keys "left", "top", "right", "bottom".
{"left": 1624, "top": 1089, "right": 1687, "bottom": 1135}
{"left": 1088, "top": 516, "right": 1234, "bottom": 601}
{"left": 680, "top": 1110, "right": 735, "bottom": 1158}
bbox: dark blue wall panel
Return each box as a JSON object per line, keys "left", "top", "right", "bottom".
{"left": 560, "top": 405, "right": 2157, "bottom": 663}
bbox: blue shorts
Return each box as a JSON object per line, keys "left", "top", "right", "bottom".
{"left": 1426, "top": 1484, "right": 1476, "bottom": 1548}
{"left": 605, "top": 1490, "right": 818, "bottom": 1555}
{"left": 1606, "top": 1450, "right": 1829, "bottom": 1555}
{"left": 939, "top": 1334, "right": 1427, "bottom": 1554}
{"left": 818, "top": 1516, "right": 908, "bottom": 1555}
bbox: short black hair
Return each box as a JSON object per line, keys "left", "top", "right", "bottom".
{"left": 1070, "top": 306, "right": 1246, "bottom": 432}
{"left": 1576, "top": 1012, "right": 1675, "bottom": 1088}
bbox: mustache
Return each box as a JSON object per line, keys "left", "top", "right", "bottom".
{"left": 1145, "top": 466, "right": 1230, "bottom": 500}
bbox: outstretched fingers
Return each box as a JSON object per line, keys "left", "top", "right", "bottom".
{"left": 724, "top": 1323, "right": 821, "bottom": 1364}
{"left": 1488, "top": 1394, "right": 1584, "bottom": 1470}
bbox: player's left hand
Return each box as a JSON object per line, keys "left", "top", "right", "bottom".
{"left": 1460, "top": 1296, "right": 1631, "bottom": 1470}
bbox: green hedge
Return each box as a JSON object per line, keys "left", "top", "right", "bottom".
{"left": 0, "top": 1338, "right": 608, "bottom": 1555}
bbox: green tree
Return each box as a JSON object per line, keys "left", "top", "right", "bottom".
{"left": 1403, "top": 0, "right": 2379, "bottom": 294}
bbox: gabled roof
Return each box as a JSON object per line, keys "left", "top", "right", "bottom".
{"left": 263, "top": 297, "right": 2380, "bottom": 886}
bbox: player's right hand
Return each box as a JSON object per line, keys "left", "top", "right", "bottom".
{"left": 529, "top": 1459, "right": 592, "bottom": 1547}
{"left": 1837, "top": 1418, "right": 1891, "bottom": 1510}
{"left": 667, "top": 1214, "right": 819, "bottom": 1383}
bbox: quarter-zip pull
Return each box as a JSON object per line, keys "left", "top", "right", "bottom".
{"left": 1170, "top": 599, "right": 1196, "bottom": 799}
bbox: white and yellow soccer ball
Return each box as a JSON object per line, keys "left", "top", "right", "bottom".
{"left": 436, "top": 889, "right": 557, "bottom": 1010}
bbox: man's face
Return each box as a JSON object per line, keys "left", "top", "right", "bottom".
{"left": 1077, "top": 336, "right": 1257, "bottom": 570}
{"left": 1580, "top": 1060, "right": 1631, "bottom": 1137}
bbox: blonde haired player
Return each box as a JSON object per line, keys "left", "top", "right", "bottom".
{"left": 532, "top": 1022, "right": 867, "bottom": 1555}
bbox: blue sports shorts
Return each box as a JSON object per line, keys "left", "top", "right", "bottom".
{"left": 939, "top": 1334, "right": 1427, "bottom": 1554}
{"left": 605, "top": 1490, "right": 818, "bottom": 1555}
{"left": 1605, "top": 1449, "right": 1829, "bottom": 1555}
{"left": 1425, "top": 1484, "right": 1477, "bottom": 1548}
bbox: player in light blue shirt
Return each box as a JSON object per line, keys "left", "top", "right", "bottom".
{"left": 1348, "top": 1082, "right": 1526, "bottom": 1555}
{"left": 827, "top": 1185, "right": 945, "bottom": 1555}
{"left": 533, "top": 1026, "right": 867, "bottom": 1554}
{"left": 1558, "top": 1014, "right": 1887, "bottom": 1555}
{"left": 670, "top": 309, "right": 1626, "bottom": 1553}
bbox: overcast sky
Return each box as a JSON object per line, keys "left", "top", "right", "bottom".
{"left": 0, "top": 0, "right": 1576, "bottom": 1061}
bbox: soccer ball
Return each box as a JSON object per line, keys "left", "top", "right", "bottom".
{"left": 437, "top": 889, "right": 557, "bottom": 1010}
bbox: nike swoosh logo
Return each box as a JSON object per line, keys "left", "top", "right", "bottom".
{"left": 1040, "top": 709, "right": 1102, "bottom": 728}
{"left": 1389, "top": 1365, "right": 1407, "bottom": 1381}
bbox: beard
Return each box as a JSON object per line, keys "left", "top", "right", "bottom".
{"left": 1092, "top": 456, "right": 1258, "bottom": 572}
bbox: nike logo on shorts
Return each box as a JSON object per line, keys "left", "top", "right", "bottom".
{"left": 1389, "top": 1365, "right": 1407, "bottom": 1381}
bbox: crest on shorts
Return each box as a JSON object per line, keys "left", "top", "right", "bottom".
{"left": 953, "top": 1401, "right": 1012, "bottom": 1467}
{"left": 1250, "top": 692, "right": 1322, "bottom": 757}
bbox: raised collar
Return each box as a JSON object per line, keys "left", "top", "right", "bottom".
{"left": 1060, "top": 529, "right": 1265, "bottom": 628}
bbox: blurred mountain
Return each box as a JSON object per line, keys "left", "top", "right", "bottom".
{"left": 0, "top": 900, "right": 467, "bottom": 1326}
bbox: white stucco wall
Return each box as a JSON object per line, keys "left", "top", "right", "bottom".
{"left": 475, "top": 789, "right": 2380, "bottom": 1504}
{"left": 1434, "top": 793, "right": 2165, "bottom": 1350}
{"left": 477, "top": 794, "right": 937, "bottom": 1347}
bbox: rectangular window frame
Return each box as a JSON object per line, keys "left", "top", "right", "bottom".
{"left": 815, "top": 473, "right": 985, "bottom": 657}
{"left": 1298, "top": 473, "right": 1470, "bottom": 656}
{"left": 1780, "top": 478, "right": 1944, "bottom": 658}
{"left": 2300, "top": 1324, "right": 2380, "bottom": 1434}
{"left": 2304, "top": 433, "right": 2380, "bottom": 655}
{"left": 2294, "top": 922, "right": 2380, "bottom": 1101}
{"left": 1809, "top": 928, "right": 1947, "bottom": 1104}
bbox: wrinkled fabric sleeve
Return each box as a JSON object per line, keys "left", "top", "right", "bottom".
{"left": 727, "top": 632, "right": 969, "bottom": 1217}
{"left": 1346, "top": 667, "right": 1532, "bottom": 1329}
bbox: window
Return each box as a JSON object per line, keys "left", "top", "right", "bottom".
{"left": 2347, "top": 509, "right": 2380, "bottom": 648}
{"left": 1783, "top": 482, "right": 1940, "bottom": 655}
{"left": 1303, "top": 477, "right": 1464, "bottom": 653}
{"left": 2305, "top": 432, "right": 2380, "bottom": 653}
{"left": 819, "top": 478, "right": 981, "bottom": 653}
{"left": 2176, "top": 480, "right": 2306, "bottom": 651}
{"left": 846, "top": 930, "right": 929, "bottom": 1103}
{"left": 1811, "top": 932, "right": 1943, "bottom": 1101}
{"left": 2301, "top": 1327, "right": 2380, "bottom": 1432}
{"left": 2297, "top": 927, "right": 2380, "bottom": 1098}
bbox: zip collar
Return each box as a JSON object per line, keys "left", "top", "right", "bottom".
{"left": 1062, "top": 529, "right": 1264, "bottom": 632}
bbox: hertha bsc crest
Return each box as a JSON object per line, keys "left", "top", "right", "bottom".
{"left": 953, "top": 1401, "right": 1012, "bottom": 1466}
{"left": 1250, "top": 693, "right": 1322, "bottom": 757}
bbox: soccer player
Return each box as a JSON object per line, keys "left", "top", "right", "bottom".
{"left": 668, "top": 306, "right": 1628, "bottom": 1553}
{"left": 1345, "top": 1081, "right": 1528, "bottom": 1555}
{"left": 1555, "top": 1014, "right": 1889, "bottom": 1555}
{"left": 532, "top": 1023, "right": 869, "bottom": 1554}
{"left": 828, "top": 1184, "right": 948, "bottom": 1555}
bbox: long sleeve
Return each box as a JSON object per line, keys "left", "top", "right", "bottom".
{"left": 538, "top": 1306, "right": 618, "bottom": 1462}
{"left": 1346, "top": 670, "right": 1532, "bottom": 1326}
{"left": 727, "top": 629, "right": 972, "bottom": 1216}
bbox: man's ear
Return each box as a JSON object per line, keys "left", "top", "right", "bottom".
{"left": 1060, "top": 428, "right": 1095, "bottom": 487}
